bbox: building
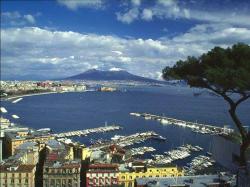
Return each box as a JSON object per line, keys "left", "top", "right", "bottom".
{"left": 136, "top": 173, "right": 236, "bottom": 187}
{"left": 15, "top": 141, "right": 40, "bottom": 165}
{"left": 43, "top": 160, "right": 81, "bottom": 187}
{"left": 0, "top": 164, "right": 36, "bottom": 187}
{"left": 0, "top": 117, "right": 29, "bottom": 138}
{"left": 118, "top": 162, "right": 183, "bottom": 187}
{"left": 4, "top": 130, "right": 54, "bottom": 156}
{"left": 43, "top": 140, "right": 81, "bottom": 187}
{"left": 86, "top": 163, "right": 119, "bottom": 186}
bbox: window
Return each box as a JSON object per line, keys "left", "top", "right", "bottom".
{"left": 50, "top": 179, "right": 55, "bottom": 185}
{"left": 11, "top": 179, "right": 14, "bottom": 184}
{"left": 25, "top": 178, "right": 28, "bottom": 184}
{"left": 26, "top": 173, "right": 29, "bottom": 177}
{"left": 19, "top": 179, "right": 22, "bottom": 183}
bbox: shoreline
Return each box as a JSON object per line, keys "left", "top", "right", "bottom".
{"left": 4, "top": 91, "right": 59, "bottom": 101}
{"left": 3, "top": 90, "right": 96, "bottom": 101}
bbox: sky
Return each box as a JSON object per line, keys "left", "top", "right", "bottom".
{"left": 1, "top": 0, "right": 250, "bottom": 80}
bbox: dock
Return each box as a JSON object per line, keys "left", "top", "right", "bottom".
{"left": 130, "top": 112, "right": 234, "bottom": 136}
{"left": 90, "top": 131, "right": 164, "bottom": 150}
{"left": 53, "top": 125, "right": 121, "bottom": 138}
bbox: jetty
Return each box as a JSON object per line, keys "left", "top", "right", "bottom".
{"left": 130, "top": 112, "right": 234, "bottom": 136}
{"left": 90, "top": 131, "right": 165, "bottom": 150}
{"left": 53, "top": 125, "right": 121, "bottom": 138}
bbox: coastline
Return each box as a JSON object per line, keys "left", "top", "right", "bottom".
{"left": 4, "top": 91, "right": 59, "bottom": 101}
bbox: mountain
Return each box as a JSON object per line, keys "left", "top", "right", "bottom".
{"left": 64, "top": 69, "right": 164, "bottom": 83}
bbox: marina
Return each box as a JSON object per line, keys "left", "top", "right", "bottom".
{"left": 184, "top": 155, "right": 216, "bottom": 175}
{"left": 130, "top": 112, "right": 235, "bottom": 136}
{"left": 90, "top": 131, "right": 165, "bottom": 150}
{"left": 147, "top": 144, "right": 203, "bottom": 165}
{"left": 129, "top": 146, "right": 156, "bottom": 156}
{"left": 53, "top": 125, "right": 121, "bottom": 138}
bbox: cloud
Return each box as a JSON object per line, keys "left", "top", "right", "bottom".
{"left": 115, "top": 0, "right": 250, "bottom": 27}
{"left": 116, "top": 8, "right": 139, "bottom": 24}
{"left": 24, "top": 14, "right": 36, "bottom": 24}
{"left": 141, "top": 9, "right": 153, "bottom": 21}
{"left": 1, "top": 24, "right": 250, "bottom": 80}
{"left": 57, "top": 0, "right": 104, "bottom": 10}
{"left": 1, "top": 11, "right": 37, "bottom": 26}
{"left": 109, "top": 67, "right": 123, "bottom": 71}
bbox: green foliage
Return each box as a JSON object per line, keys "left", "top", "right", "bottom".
{"left": 163, "top": 43, "right": 250, "bottom": 92}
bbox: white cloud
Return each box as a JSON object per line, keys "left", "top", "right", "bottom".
{"left": 116, "top": 8, "right": 139, "bottom": 24}
{"left": 57, "top": 0, "right": 104, "bottom": 10}
{"left": 24, "top": 14, "right": 36, "bottom": 24}
{"left": 141, "top": 9, "right": 153, "bottom": 21}
{"left": 115, "top": 0, "right": 250, "bottom": 27}
{"left": 131, "top": 0, "right": 141, "bottom": 6}
{"left": 1, "top": 11, "right": 37, "bottom": 26}
{"left": 112, "top": 50, "right": 123, "bottom": 55}
{"left": 1, "top": 24, "right": 250, "bottom": 80}
{"left": 109, "top": 67, "right": 123, "bottom": 71}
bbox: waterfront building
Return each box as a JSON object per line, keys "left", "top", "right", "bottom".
{"left": 86, "top": 163, "right": 119, "bottom": 186}
{"left": 15, "top": 141, "right": 40, "bottom": 165}
{"left": 43, "top": 160, "right": 81, "bottom": 187}
{"left": 118, "top": 162, "right": 183, "bottom": 187}
{"left": 135, "top": 173, "right": 236, "bottom": 187}
{"left": 43, "top": 140, "right": 81, "bottom": 187}
{"left": 0, "top": 164, "right": 36, "bottom": 187}
{"left": 4, "top": 131, "right": 54, "bottom": 156}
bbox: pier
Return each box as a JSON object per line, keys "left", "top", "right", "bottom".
{"left": 130, "top": 112, "right": 235, "bottom": 136}
{"left": 53, "top": 125, "right": 121, "bottom": 138}
{"left": 90, "top": 131, "right": 164, "bottom": 150}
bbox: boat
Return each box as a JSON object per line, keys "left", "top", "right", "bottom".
{"left": 160, "top": 119, "right": 169, "bottom": 124}
{"left": 0, "top": 107, "right": 7, "bottom": 113}
{"left": 12, "top": 98, "right": 23, "bottom": 104}
{"left": 37, "top": 128, "right": 51, "bottom": 132}
{"left": 12, "top": 114, "right": 19, "bottom": 119}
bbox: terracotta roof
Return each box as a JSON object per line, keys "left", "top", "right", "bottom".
{"left": 89, "top": 164, "right": 118, "bottom": 169}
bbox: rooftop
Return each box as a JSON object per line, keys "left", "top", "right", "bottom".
{"left": 0, "top": 164, "right": 36, "bottom": 173}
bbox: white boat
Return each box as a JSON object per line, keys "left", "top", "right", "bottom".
{"left": 12, "top": 114, "right": 19, "bottom": 119}
{"left": 0, "top": 107, "right": 7, "bottom": 113}
{"left": 37, "top": 128, "right": 51, "bottom": 132}
{"left": 12, "top": 98, "right": 23, "bottom": 104}
{"left": 160, "top": 119, "right": 169, "bottom": 124}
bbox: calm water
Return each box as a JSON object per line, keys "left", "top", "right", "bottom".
{"left": 2, "top": 85, "right": 250, "bottom": 166}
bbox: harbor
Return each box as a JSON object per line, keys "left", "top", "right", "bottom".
{"left": 184, "top": 155, "right": 216, "bottom": 175}
{"left": 90, "top": 131, "right": 165, "bottom": 150}
{"left": 130, "top": 112, "right": 235, "bottom": 136}
{"left": 53, "top": 125, "right": 121, "bottom": 138}
{"left": 145, "top": 144, "right": 203, "bottom": 165}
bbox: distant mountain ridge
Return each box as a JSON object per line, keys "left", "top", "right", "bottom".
{"left": 64, "top": 69, "right": 164, "bottom": 83}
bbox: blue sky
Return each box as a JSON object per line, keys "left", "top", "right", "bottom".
{"left": 1, "top": 0, "right": 250, "bottom": 80}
